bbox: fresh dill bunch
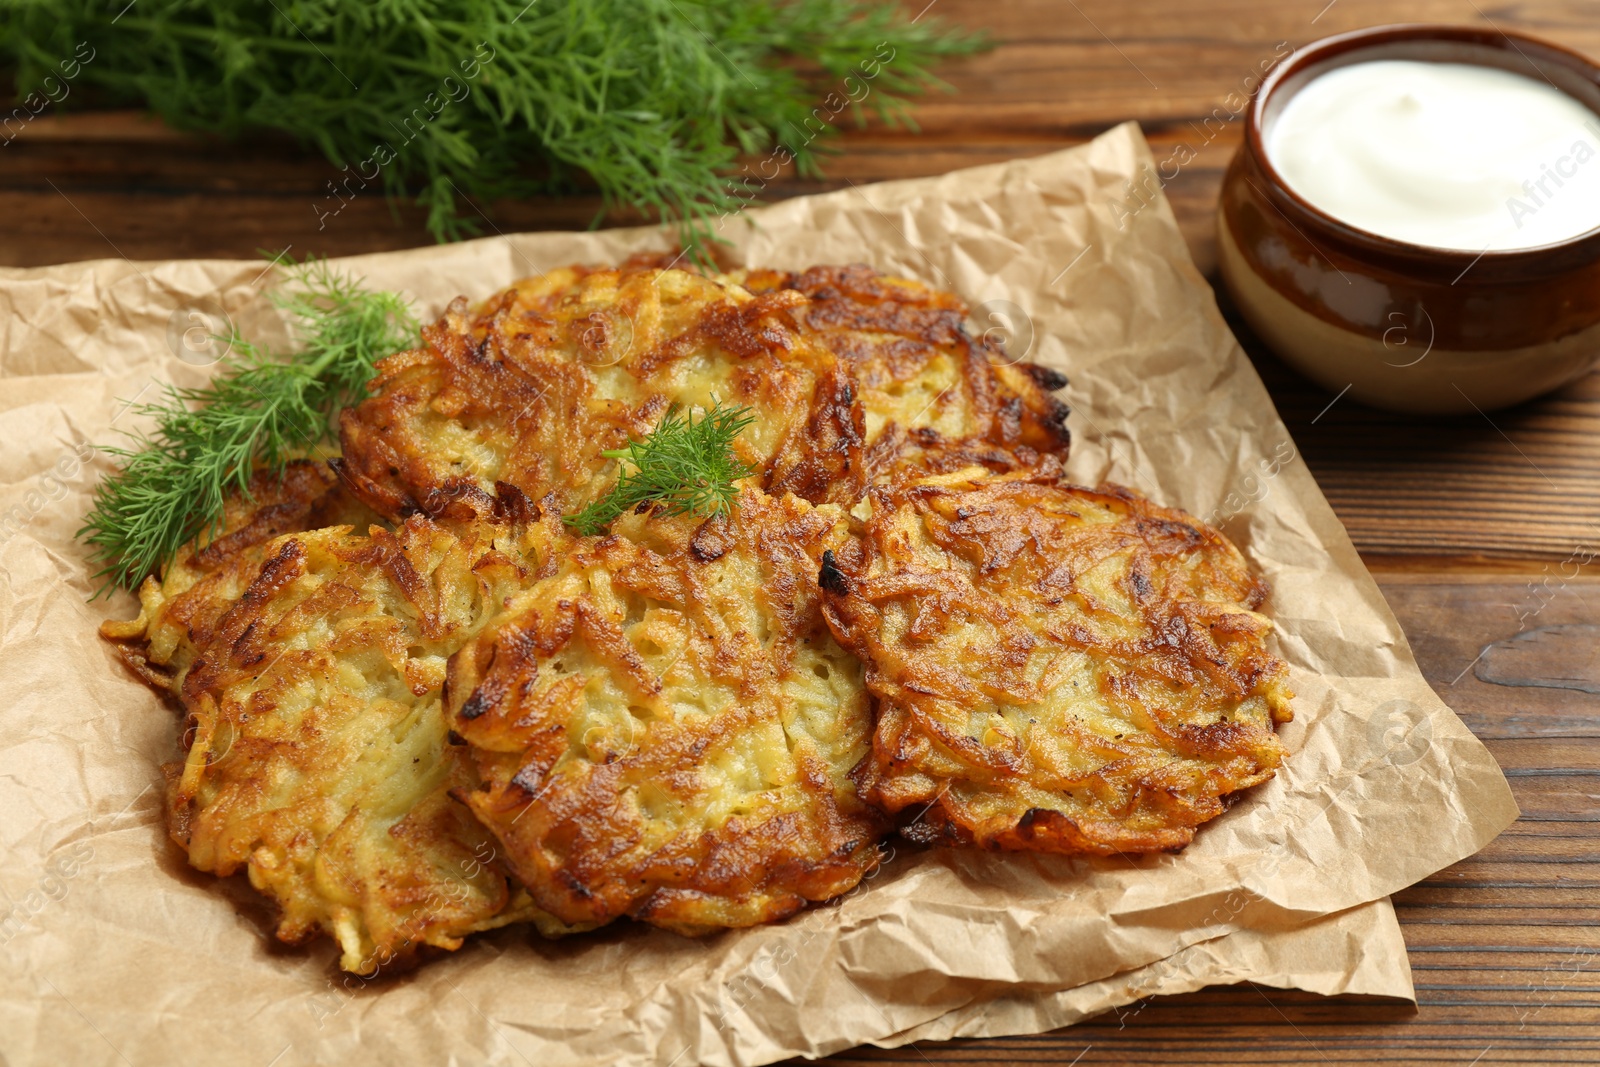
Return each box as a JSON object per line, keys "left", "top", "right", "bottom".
{"left": 0, "top": 1, "right": 985, "bottom": 251}
{"left": 565, "top": 401, "right": 757, "bottom": 536}
{"left": 78, "top": 260, "right": 417, "bottom": 596}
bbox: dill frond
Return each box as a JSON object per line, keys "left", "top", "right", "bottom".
{"left": 0, "top": 1, "right": 985, "bottom": 253}
{"left": 78, "top": 259, "right": 417, "bottom": 596}
{"left": 565, "top": 400, "right": 757, "bottom": 536}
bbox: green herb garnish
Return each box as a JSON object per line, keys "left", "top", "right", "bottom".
{"left": 565, "top": 400, "right": 756, "bottom": 536}
{"left": 79, "top": 260, "right": 416, "bottom": 596}
{"left": 2, "top": 1, "right": 985, "bottom": 252}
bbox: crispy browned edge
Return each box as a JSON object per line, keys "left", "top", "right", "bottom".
{"left": 817, "top": 466, "right": 1293, "bottom": 856}
{"left": 442, "top": 494, "right": 889, "bottom": 933}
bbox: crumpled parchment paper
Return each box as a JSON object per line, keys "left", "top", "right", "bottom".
{"left": 0, "top": 122, "right": 1509, "bottom": 1066}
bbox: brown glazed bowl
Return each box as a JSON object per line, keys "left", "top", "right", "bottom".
{"left": 1218, "top": 24, "right": 1600, "bottom": 414}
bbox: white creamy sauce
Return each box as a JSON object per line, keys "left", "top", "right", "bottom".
{"left": 1267, "top": 59, "right": 1600, "bottom": 251}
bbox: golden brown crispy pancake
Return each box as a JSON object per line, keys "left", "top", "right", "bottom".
{"left": 334, "top": 266, "right": 857, "bottom": 521}
{"left": 443, "top": 490, "right": 886, "bottom": 933}
{"left": 818, "top": 463, "right": 1293, "bottom": 856}
{"left": 103, "top": 462, "right": 571, "bottom": 972}
{"left": 728, "top": 264, "right": 1072, "bottom": 479}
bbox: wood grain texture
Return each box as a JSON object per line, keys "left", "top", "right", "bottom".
{"left": 10, "top": 0, "right": 1600, "bottom": 1062}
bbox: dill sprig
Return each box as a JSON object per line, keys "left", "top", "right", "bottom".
{"left": 0, "top": 1, "right": 984, "bottom": 251}
{"left": 79, "top": 260, "right": 416, "bottom": 596}
{"left": 565, "top": 401, "right": 756, "bottom": 536}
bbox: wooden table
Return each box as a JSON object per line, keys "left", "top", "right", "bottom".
{"left": 8, "top": 2, "right": 1598, "bottom": 1063}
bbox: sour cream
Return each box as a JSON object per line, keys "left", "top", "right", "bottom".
{"left": 1267, "top": 60, "right": 1600, "bottom": 251}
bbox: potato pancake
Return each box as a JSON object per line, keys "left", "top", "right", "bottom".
{"left": 728, "top": 264, "right": 1072, "bottom": 480}
{"left": 335, "top": 265, "right": 859, "bottom": 522}
{"left": 101, "top": 461, "right": 370, "bottom": 691}
{"left": 102, "top": 463, "right": 569, "bottom": 973}
{"left": 443, "top": 489, "right": 886, "bottom": 933}
{"left": 818, "top": 463, "right": 1293, "bottom": 855}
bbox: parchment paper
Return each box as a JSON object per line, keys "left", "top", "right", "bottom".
{"left": 0, "top": 123, "right": 1509, "bottom": 1066}
{"left": 885, "top": 894, "right": 1413, "bottom": 1047}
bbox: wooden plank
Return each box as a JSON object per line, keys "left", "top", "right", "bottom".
{"left": 1249, "top": 352, "right": 1600, "bottom": 562}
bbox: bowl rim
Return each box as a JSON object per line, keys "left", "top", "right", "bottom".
{"left": 1246, "top": 22, "right": 1600, "bottom": 267}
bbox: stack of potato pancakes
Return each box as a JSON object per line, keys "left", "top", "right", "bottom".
{"left": 104, "top": 262, "right": 1293, "bottom": 974}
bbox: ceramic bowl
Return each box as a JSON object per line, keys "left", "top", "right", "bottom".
{"left": 1217, "top": 24, "right": 1600, "bottom": 414}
